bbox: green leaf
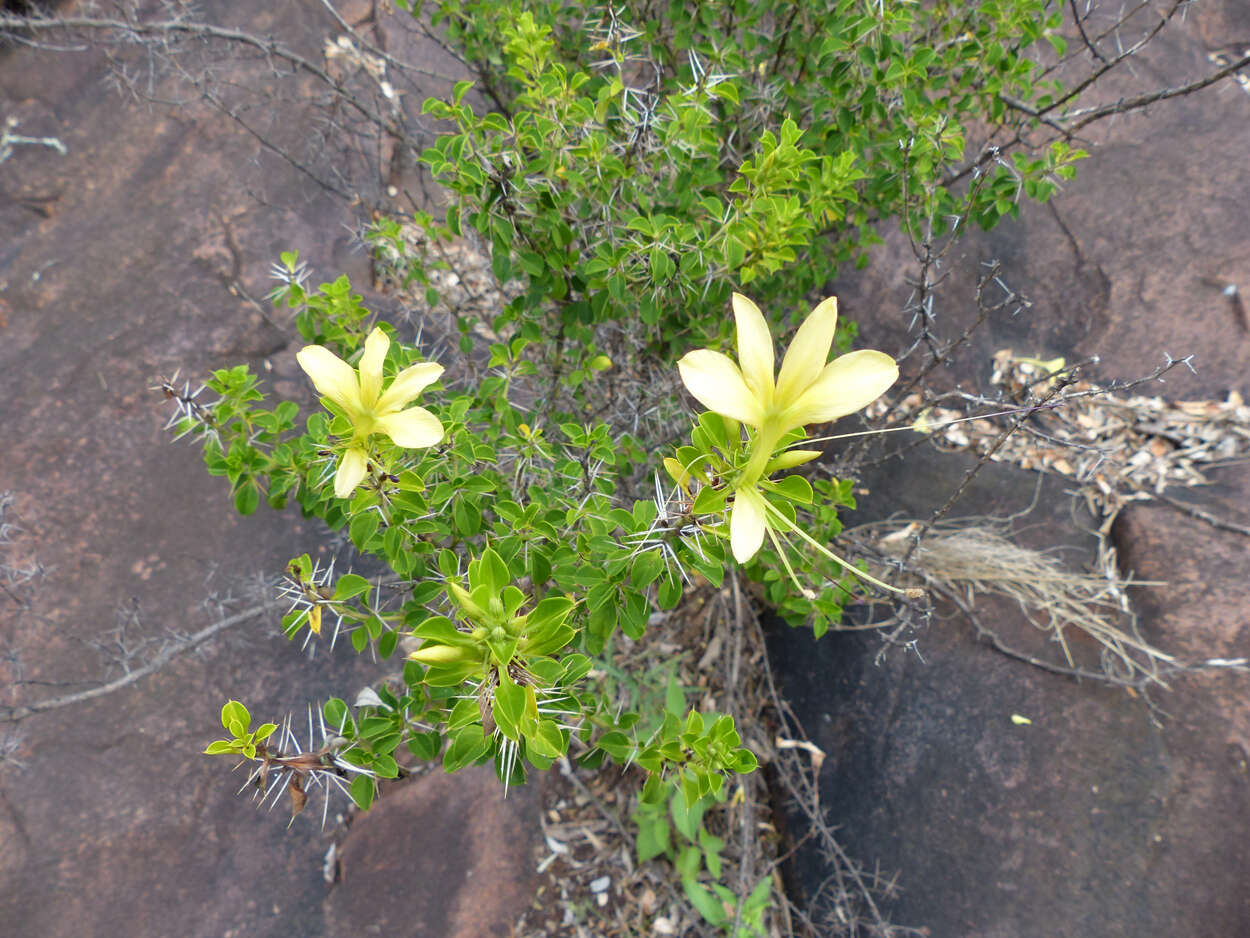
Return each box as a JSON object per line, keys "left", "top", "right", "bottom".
{"left": 681, "top": 773, "right": 702, "bottom": 809}
{"left": 526, "top": 595, "right": 573, "bottom": 630}
{"left": 407, "top": 731, "right": 442, "bottom": 761}
{"left": 477, "top": 547, "right": 510, "bottom": 594}
{"left": 683, "top": 874, "right": 729, "bottom": 926}
{"left": 665, "top": 676, "right": 686, "bottom": 717}
{"left": 334, "top": 573, "right": 372, "bottom": 601}
{"left": 528, "top": 547, "right": 552, "bottom": 586}
{"left": 732, "top": 749, "right": 759, "bottom": 774}
{"left": 412, "top": 616, "right": 476, "bottom": 647}
{"left": 698, "top": 827, "right": 725, "bottom": 879}
{"left": 493, "top": 674, "right": 525, "bottom": 741}
{"left": 204, "top": 740, "right": 236, "bottom": 755}
{"left": 631, "top": 550, "right": 665, "bottom": 588}
{"left": 596, "top": 731, "right": 633, "bottom": 762}
{"left": 444, "top": 724, "right": 489, "bottom": 772}
{"left": 744, "top": 874, "right": 773, "bottom": 913}
{"left": 657, "top": 573, "right": 682, "bottom": 610}
{"left": 424, "top": 658, "right": 483, "bottom": 687}
{"left": 635, "top": 811, "right": 672, "bottom": 863}
{"left": 453, "top": 498, "right": 482, "bottom": 535}
{"left": 323, "top": 698, "right": 350, "bottom": 733}
{"left": 349, "top": 510, "right": 380, "bottom": 548}
{"left": 527, "top": 719, "right": 565, "bottom": 759}
{"left": 221, "top": 700, "right": 250, "bottom": 733}
{"left": 619, "top": 587, "right": 649, "bottom": 640}
{"left": 233, "top": 484, "right": 260, "bottom": 516}
{"left": 349, "top": 775, "right": 375, "bottom": 810}
{"left": 373, "top": 754, "right": 399, "bottom": 779}
{"left": 691, "top": 484, "right": 727, "bottom": 515}
{"left": 437, "top": 548, "right": 459, "bottom": 577}
{"left": 625, "top": 215, "right": 653, "bottom": 236}
{"left": 765, "top": 474, "right": 813, "bottom": 505}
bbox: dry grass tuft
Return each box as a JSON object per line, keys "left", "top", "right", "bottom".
{"left": 863, "top": 518, "right": 1173, "bottom": 687}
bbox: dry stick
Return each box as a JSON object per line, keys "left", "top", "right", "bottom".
{"left": 1013, "top": 0, "right": 1185, "bottom": 121}
{"left": 942, "top": 1, "right": 1188, "bottom": 187}
{"left": 1157, "top": 492, "right": 1250, "bottom": 539}
{"left": 848, "top": 260, "right": 1016, "bottom": 470}
{"left": 557, "top": 757, "right": 632, "bottom": 844}
{"left": 1069, "top": 0, "right": 1108, "bottom": 63}
{"left": 3, "top": 16, "right": 390, "bottom": 204}
{"left": 1, "top": 600, "right": 277, "bottom": 722}
{"left": 185, "top": 73, "right": 357, "bottom": 201}
{"left": 316, "top": 0, "right": 413, "bottom": 84}
{"left": 727, "top": 570, "right": 753, "bottom": 938}
{"left": 897, "top": 382, "right": 1071, "bottom": 575}
{"left": 936, "top": 582, "right": 1157, "bottom": 687}
{"left": 1006, "top": 43, "right": 1250, "bottom": 134}
{"left": 0, "top": 15, "right": 395, "bottom": 130}
{"left": 1068, "top": 48, "right": 1250, "bottom": 130}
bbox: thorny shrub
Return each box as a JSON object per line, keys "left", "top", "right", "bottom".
{"left": 176, "top": 0, "right": 1088, "bottom": 931}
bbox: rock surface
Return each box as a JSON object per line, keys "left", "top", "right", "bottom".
{"left": 0, "top": 3, "right": 538, "bottom": 937}
{"left": 768, "top": 2, "right": 1250, "bottom": 935}
{"left": 2, "top": 1, "right": 1249, "bottom": 937}
{"left": 324, "top": 765, "right": 542, "bottom": 938}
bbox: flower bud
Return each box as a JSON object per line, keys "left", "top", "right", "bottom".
{"left": 407, "top": 644, "right": 474, "bottom": 664}
{"left": 447, "top": 581, "right": 487, "bottom": 620}
{"left": 764, "top": 449, "right": 822, "bottom": 473}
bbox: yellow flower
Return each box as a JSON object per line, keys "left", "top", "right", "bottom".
{"left": 678, "top": 293, "right": 897, "bottom": 443}
{"left": 297, "top": 327, "right": 444, "bottom": 498}
{"left": 677, "top": 293, "right": 897, "bottom": 562}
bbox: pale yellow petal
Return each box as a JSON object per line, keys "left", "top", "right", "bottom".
{"left": 333, "top": 447, "right": 369, "bottom": 498}
{"left": 357, "top": 328, "right": 391, "bottom": 408}
{"left": 776, "top": 296, "right": 837, "bottom": 405}
{"left": 374, "top": 407, "right": 444, "bottom": 448}
{"left": 376, "top": 362, "right": 444, "bottom": 414}
{"left": 732, "top": 293, "right": 775, "bottom": 403}
{"left": 297, "top": 345, "right": 362, "bottom": 414}
{"left": 781, "top": 350, "right": 898, "bottom": 428}
{"left": 729, "top": 486, "right": 767, "bottom": 563}
{"left": 677, "top": 349, "right": 764, "bottom": 426}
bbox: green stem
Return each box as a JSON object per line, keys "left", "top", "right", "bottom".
{"left": 740, "top": 425, "right": 783, "bottom": 487}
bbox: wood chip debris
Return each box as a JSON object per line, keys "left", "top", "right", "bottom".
{"left": 892, "top": 350, "right": 1250, "bottom": 520}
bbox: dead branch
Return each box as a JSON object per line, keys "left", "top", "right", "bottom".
{"left": 1, "top": 599, "right": 276, "bottom": 723}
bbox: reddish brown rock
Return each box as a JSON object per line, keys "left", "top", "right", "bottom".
{"left": 0, "top": 4, "right": 510, "bottom": 938}
{"left": 770, "top": 452, "right": 1250, "bottom": 937}
{"left": 325, "top": 765, "right": 542, "bottom": 938}
{"left": 770, "top": 2, "right": 1250, "bottom": 934}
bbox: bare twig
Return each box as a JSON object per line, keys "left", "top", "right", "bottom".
{"left": 1069, "top": 0, "right": 1108, "bottom": 63}
{"left": 1157, "top": 492, "right": 1250, "bottom": 539}
{"left": 899, "top": 375, "right": 1074, "bottom": 568}
{"left": 1, "top": 599, "right": 276, "bottom": 722}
